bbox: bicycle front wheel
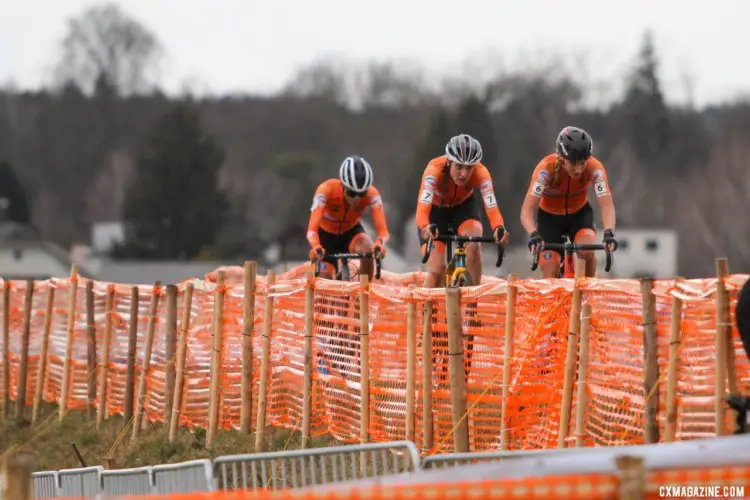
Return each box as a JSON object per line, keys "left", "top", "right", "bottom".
{"left": 452, "top": 269, "right": 473, "bottom": 287}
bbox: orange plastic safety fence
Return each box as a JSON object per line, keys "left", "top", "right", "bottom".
{"left": 54, "top": 464, "right": 750, "bottom": 499}
{"left": 1, "top": 268, "right": 749, "bottom": 456}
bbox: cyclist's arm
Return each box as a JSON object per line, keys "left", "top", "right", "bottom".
{"left": 521, "top": 163, "right": 548, "bottom": 235}
{"left": 474, "top": 168, "right": 505, "bottom": 230}
{"left": 367, "top": 188, "right": 390, "bottom": 243}
{"left": 415, "top": 172, "right": 437, "bottom": 231}
{"left": 306, "top": 188, "right": 327, "bottom": 248}
{"left": 521, "top": 194, "right": 541, "bottom": 235}
{"left": 590, "top": 163, "right": 616, "bottom": 231}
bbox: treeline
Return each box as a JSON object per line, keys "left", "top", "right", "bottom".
{"left": 0, "top": 3, "right": 748, "bottom": 276}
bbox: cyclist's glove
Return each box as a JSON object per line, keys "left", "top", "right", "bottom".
{"left": 603, "top": 229, "right": 618, "bottom": 251}
{"left": 528, "top": 230, "right": 543, "bottom": 251}
{"left": 374, "top": 239, "right": 386, "bottom": 258}
{"left": 421, "top": 224, "right": 438, "bottom": 240}
{"left": 493, "top": 225, "right": 507, "bottom": 243}
{"left": 309, "top": 246, "right": 325, "bottom": 261}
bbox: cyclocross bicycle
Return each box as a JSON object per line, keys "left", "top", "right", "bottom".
{"left": 420, "top": 229, "right": 505, "bottom": 383}
{"left": 420, "top": 231, "right": 505, "bottom": 287}
{"left": 314, "top": 251, "right": 383, "bottom": 281}
{"left": 530, "top": 233, "right": 613, "bottom": 277}
{"left": 313, "top": 251, "right": 383, "bottom": 379}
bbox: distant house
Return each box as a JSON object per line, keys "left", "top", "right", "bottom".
{"left": 602, "top": 228, "right": 678, "bottom": 278}
{"left": 80, "top": 221, "right": 235, "bottom": 284}
{"left": 0, "top": 221, "right": 85, "bottom": 280}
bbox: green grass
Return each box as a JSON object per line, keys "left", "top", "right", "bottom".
{"left": 0, "top": 403, "right": 334, "bottom": 471}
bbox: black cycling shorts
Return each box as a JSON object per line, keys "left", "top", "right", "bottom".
{"left": 536, "top": 202, "right": 596, "bottom": 259}
{"left": 318, "top": 223, "right": 366, "bottom": 256}
{"left": 416, "top": 196, "right": 482, "bottom": 245}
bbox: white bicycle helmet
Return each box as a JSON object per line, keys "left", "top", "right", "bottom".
{"left": 445, "top": 134, "right": 483, "bottom": 165}
{"left": 339, "top": 155, "right": 373, "bottom": 194}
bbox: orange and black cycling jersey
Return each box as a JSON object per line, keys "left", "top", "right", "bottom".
{"left": 415, "top": 155, "right": 505, "bottom": 230}
{"left": 527, "top": 154, "right": 611, "bottom": 215}
{"left": 306, "top": 179, "right": 390, "bottom": 248}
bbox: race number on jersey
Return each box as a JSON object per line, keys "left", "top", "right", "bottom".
{"left": 591, "top": 170, "right": 608, "bottom": 197}
{"left": 479, "top": 180, "right": 497, "bottom": 208}
{"left": 531, "top": 181, "right": 545, "bottom": 196}
{"left": 483, "top": 192, "right": 497, "bottom": 208}
{"left": 419, "top": 189, "right": 434, "bottom": 204}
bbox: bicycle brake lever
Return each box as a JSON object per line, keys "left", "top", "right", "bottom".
{"left": 495, "top": 244, "right": 504, "bottom": 268}
{"left": 421, "top": 238, "right": 433, "bottom": 264}
{"left": 531, "top": 246, "right": 540, "bottom": 272}
{"left": 604, "top": 246, "right": 613, "bottom": 273}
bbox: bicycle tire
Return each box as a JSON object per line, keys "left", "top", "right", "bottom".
{"left": 452, "top": 269, "right": 473, "bottom": 287}
{"left": 454, "top": 269, "right": 477, "bottom": 382}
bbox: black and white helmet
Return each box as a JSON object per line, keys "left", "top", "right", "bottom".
{"left": 445, "top": 134, "right": 483, "bottom": 166}
{"left": 339, "top": 155, "right": 373, "bottom": 194}
{"left": 556, "top": 126, "right": 593, "bottom": 163}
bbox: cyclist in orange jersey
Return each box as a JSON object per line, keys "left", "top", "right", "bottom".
{"left": 416, "top": 134, "right": 510, "bottom": 288}
{"left": 308, "top": 155, "right": 390, "bottom": 281}
{"left": 520, "top": 126, "right": 618, "bottom": 278}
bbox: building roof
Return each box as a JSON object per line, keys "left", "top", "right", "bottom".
{"left": 0, "top": 221, "right": 97, "bottom": 277}
{"left": 95, "top": 260, "right": 234, "bottom": 285}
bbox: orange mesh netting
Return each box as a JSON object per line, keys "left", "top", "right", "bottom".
{"left": 53, "top": 463, "right": 750, "bottom": 499}
{"left": 1, "top": 267, "right": 749, "bottom": 455}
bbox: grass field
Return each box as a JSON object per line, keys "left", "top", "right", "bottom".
{"left": 0, "top": 403, "right": 333, "bottom": 471}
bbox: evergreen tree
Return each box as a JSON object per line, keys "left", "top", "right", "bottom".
{"left": 622, "top": 29, "right": 671, "bottom": 165}
{"left": 0, "top": 162, "right": 32, "bottom": 224}
{"left": 114, "top": 103, "right": 229, "bottom": 259}
{"left": 272, "top": 152, "right": 326, "bottom": 261}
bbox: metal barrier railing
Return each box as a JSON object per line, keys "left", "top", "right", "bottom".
{"left": 213, "top": 441, "right": 420, "bottom": 492}
{"left": 101, "top": 466, "right": 153, "bottom": 496}
{"left": 421, "top": 446, "right": 590, "bottom": 469}
{"left": 152, "top": 459, "right": 216, "bottom": 494}
{"left": 23, "top": 437, "right": 750, "bottom": 498}
{"left": 56, "top": 466, "right": 103, "bottom": 498}
{"left": 30, "top": 471, "right": 57, "bottom": 499}
{"left": 27, "top": 441, "right": 419, "bottom": 498}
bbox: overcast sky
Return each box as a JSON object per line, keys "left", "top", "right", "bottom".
{"left": 3, "top": 0, "right": 748, "bottom": 108}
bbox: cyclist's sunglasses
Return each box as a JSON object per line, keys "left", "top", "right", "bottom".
{"left": 345, "top": 188, "right": 367, "bottom": 198}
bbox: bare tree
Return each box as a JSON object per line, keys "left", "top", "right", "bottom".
{"left": 282, "top": 58, "right": 351, "bottom": 107}
{"left": 351, "top": 60, "right": 433, "bottom": 109}
{"left": 676, "top": 132, "right": 750, "bottom": 273}
{"left": 285, "top": 57, "right": 434, "bottom": 111}
{"left": 54, "top": 3, "right": 163, "bottom": 96}
{"left": 605, "top": 141, "right": 651, "bottom": 226}
{"left": 84, "top": 150, "right": 136, "bottom": 223}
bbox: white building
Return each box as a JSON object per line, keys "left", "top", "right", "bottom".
{"left": 0, "top": 221, "right": 84, "bottom": 280}
{"left": 602, "top": 228, "right": 678, "bottom": 278}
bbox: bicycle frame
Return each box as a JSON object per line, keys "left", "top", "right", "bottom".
{"left": 314, "top": 251, "right": 383, "bottom": 281}
{"left": 421, "top": 233, "right": 505, "bottom": 287}
{"left": 530, "top": 236, "right": 613, "bottom": 276}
